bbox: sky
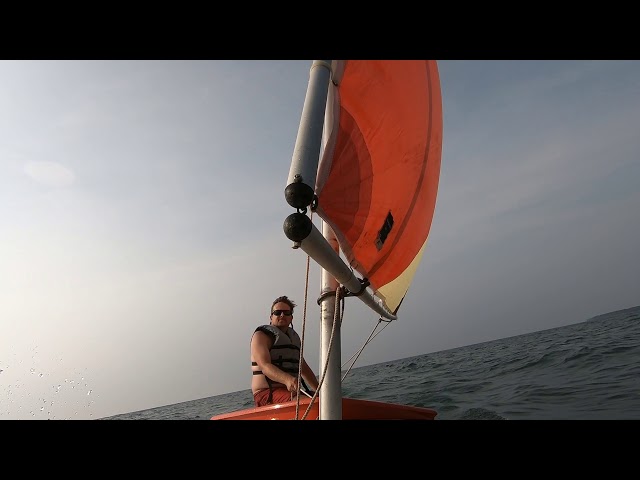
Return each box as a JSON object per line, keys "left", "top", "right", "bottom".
{"left": 1, "top": 60, "right": 639, "bottom": 420}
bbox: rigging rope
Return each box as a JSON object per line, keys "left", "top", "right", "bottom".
{"left": 292, "top": 211, "right": 390, "bottom": 419}
{"left": 294, "top": 234, "right": 313, "bottom": 420}
{"left": 293, "top": 209, "right": 345, "bottom": 420}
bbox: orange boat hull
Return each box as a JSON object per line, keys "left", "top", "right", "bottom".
{"left": 210, "top": 397, "right": 437, "bottom": 420}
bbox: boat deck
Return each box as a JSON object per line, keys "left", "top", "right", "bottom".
{"left": 211, "top": 397, "right": 437, "bottom": 420}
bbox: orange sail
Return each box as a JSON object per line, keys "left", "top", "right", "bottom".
{"left": 315, "top": 60, "right": 443, "bottom": 314}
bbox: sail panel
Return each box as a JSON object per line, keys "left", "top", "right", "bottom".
{"left": 315, "top": 60, "right": 442, "bottom": 314}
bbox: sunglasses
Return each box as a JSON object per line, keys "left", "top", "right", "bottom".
{"left": 271, "top": 309, "right": 292, "bottom": 316}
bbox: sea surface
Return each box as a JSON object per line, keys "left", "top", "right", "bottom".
{"left": 100, "top": 305, "right": 640, "bottom": 420}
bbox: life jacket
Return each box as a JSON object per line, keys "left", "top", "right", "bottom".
{"left": 251, "top": 324, "right": 302, "bottom": 403}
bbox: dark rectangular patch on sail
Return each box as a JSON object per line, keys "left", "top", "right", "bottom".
{"left": 375, "top": 211, "right": 394, "bottom": 251}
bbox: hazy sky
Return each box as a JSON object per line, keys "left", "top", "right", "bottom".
{"left": 1, "top": 60, "right": 638, "bottom": 420}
